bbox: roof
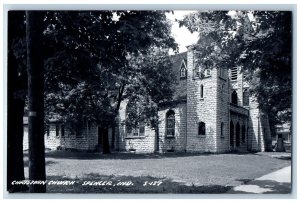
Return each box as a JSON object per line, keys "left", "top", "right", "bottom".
{"left": 169, "top": 52, "right": 188, "bottom": 101}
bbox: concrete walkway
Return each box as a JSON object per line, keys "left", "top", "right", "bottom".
{"left": 229, "top": 166, "right": 291, "bottom": 194}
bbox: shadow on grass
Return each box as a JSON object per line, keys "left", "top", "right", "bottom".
{"left": 23, "top": 160, "right": 57, "bottom": 167}
{"left": 274, "top": 156, "right": 291, "bottom": 161}
{"left": 24, "top": 151, "right": 223, "bottom": 160}
{"left": 45, "top": 173, "right": 233, "bottom": 194}
{"left": 228, "top": 179, "right": 291, "bottom": 194}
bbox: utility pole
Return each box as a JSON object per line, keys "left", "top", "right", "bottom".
{"left": 26, "top": 11, "right": 46, "bottom": 193}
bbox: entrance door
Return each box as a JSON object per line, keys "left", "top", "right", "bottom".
{"left": 98, "top": 127, "right": 110, "bottom": 154}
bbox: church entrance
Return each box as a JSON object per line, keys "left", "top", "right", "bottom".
{"left": 230, "top": 121, "right": 234, "bottom": 150}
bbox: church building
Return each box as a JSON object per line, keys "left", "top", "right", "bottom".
{"left": 23, "top": 45, "right": 272, "bottom": 153}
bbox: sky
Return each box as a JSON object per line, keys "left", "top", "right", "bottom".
{"left": 166, "top": 11, "right": 199, "bottom": 54}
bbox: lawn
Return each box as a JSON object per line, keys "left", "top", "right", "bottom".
{"left": 23, "top": 151, "right": 291, "bottom": 193}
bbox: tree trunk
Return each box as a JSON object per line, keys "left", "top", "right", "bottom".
{"left": 26, "top": 11, "right": 46, "bottom": 193}
{"left": 110, "top": 84, "right": 125, "bottom": 151}
{"left": 7, "top": 11, "right": 28, "bottom": 193}
{"left": 110, "top": 122, "right": 115, "bottom": 150}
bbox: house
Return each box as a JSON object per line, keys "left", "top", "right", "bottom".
{"left": 23, "top": 44, "right": 272, "bottom": 153}
{"left": 272, "top": 123, "right": 291, "bottom": 152}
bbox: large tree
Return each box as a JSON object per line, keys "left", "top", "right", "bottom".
{"left": 26, "top": 11, "right": 47, "bottom": 193}
{"left": 43, "top": 11, "right": 177, "bottom": 153}
{"left": 179, "top": 11, "right": 292, "bottom": 135}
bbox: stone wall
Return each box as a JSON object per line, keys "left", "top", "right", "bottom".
{"left": 186, "top": 48, "right": 218, "bottom": 153}
{"left": 216, "top": 67, "right": 230, "bottom": 153}
{"left": 23, "top": 122, "right": 99, "bottom": 151}
{"left": 158, "top": 103, "right": 187, "bottom": 153}
{"left": 116, "top": 100, "right": 156, "bottom": 154}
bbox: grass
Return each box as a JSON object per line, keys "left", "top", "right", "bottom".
{"left": 22, "top": 151, "right": 291, "bottom": 193}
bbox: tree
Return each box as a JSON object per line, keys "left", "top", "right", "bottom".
{"left": 7, "top": 11, "right": 28, "bottom": 192}
{"left": 43, "top": 11, "right": 177, "bottom": 153}
{"left": 179, "top": 11, "right": 292, "bottom": 135}
{"left": 26, "top": 11, "right": 47, "bottom": 193}
{"left": 124, "top": 47, "right": 176, "bottom": 151}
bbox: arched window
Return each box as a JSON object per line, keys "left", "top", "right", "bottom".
{"left": 166, "top": 110, "right": 175, "bottom": 137}
{"left": 243, "top": 89, "right": 249, "bottom": 106}
{"left": 231, "top": 90, "right": 238, "bottom": 105}
{"left": 180, "top": 60, "right": 187, "bottom": 78}
{"left": 221, "top": 122, "right": 224, "bottom": 138}
{"left": 198, "top": 122, "right": 206, "bottom": 136}
{"left": 200, "top": 84, "right": 204, "bottom": 98}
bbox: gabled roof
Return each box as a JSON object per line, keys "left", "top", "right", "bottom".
{"left": 168, "top": 52, "right": 188, "bottom": 102}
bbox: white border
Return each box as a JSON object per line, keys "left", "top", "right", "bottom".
{"left": 1, "top": 1, "right": 299, "bottom": 202}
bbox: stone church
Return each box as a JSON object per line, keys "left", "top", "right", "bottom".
{"left": 23, "top": 45, "right": 272, "bottom": 153}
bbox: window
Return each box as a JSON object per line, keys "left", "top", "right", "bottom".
{"left": 231, "top": 67, "right": 238, "bottom": 80}
{"left": 205, "top": 69, "right": 211, "bottom": 76}
{"left": 221, "top": 122, "right": 224, "bottom": 138}
{"left": 180, "top": 61, "right": 187, "bottom": 78}
{"left": 127, "top": 123, "right": 145, "bottom": 137}
{"left": 56, "top": 124, "right": 60, "bottom": 137}
{"left": 243, "top": 89, "right": 249, "bottom": 106}
{"left": 231, "top": 90, "right": 238, "bottom": 105}
{"left": 200, "top": 84, "right": 204, "bottom": 99}
{"left": 198, "top": 122, "right": 206, "bottom": 136}
{"left": 126, "top": 99, "right": 145, "bottom": 138}
{"left": 166, "top": 110, "right": 175, "bottom": 137}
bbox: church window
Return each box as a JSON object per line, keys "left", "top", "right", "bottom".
{"left": 166, "top": 110, "right": 175, "bottom": 137}
{"left": 231, "top": 90, "right": 238, "bottom": 105}
{"left": 198, "top": 122, "right": 206, "bottom": 136}
{"left": 243, "top": 89, "right": 250, "bottom": 106}
{"left": 200, "top": 84, "right": 204, "bottom": 98}
{"left": 221, "top": 122, "right": 224, "bottom": 138}
{"left": 180, "top": 61, "right": 187, "bottom": 78}
{"left": 126, "top": 123, "right": 145, "bottom": 137}
{"left": 126, "top": 100, "right": 145, "bottom": 138}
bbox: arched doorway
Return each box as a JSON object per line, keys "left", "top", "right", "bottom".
{"left": 230, "top": 121, "right": 234, "bottom": 149}
{"left": 236, "top": 123, "right": 240, "bottom": 147}
{"left": 232, "top": 90, "right": 238, "bottom": 105}
{"left": 242, "top": 125, "right": 246, "bottom": 144}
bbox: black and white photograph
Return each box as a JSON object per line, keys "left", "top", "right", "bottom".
{"left": 4, "top": 5, "right": 294, "bottom": 196}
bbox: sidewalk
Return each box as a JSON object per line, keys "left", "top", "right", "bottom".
{"left": 228, "top": 166, "right": 291, "bottom": 194}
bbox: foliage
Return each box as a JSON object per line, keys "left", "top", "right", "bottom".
{"left": 125, "top": 47, "right": 176, "bottom": 129}
{"left": 42, "top": 11, "right": 177, "bottom": 130}
{"left": 179, "top": 11, "right": 292, "bottom": 129}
